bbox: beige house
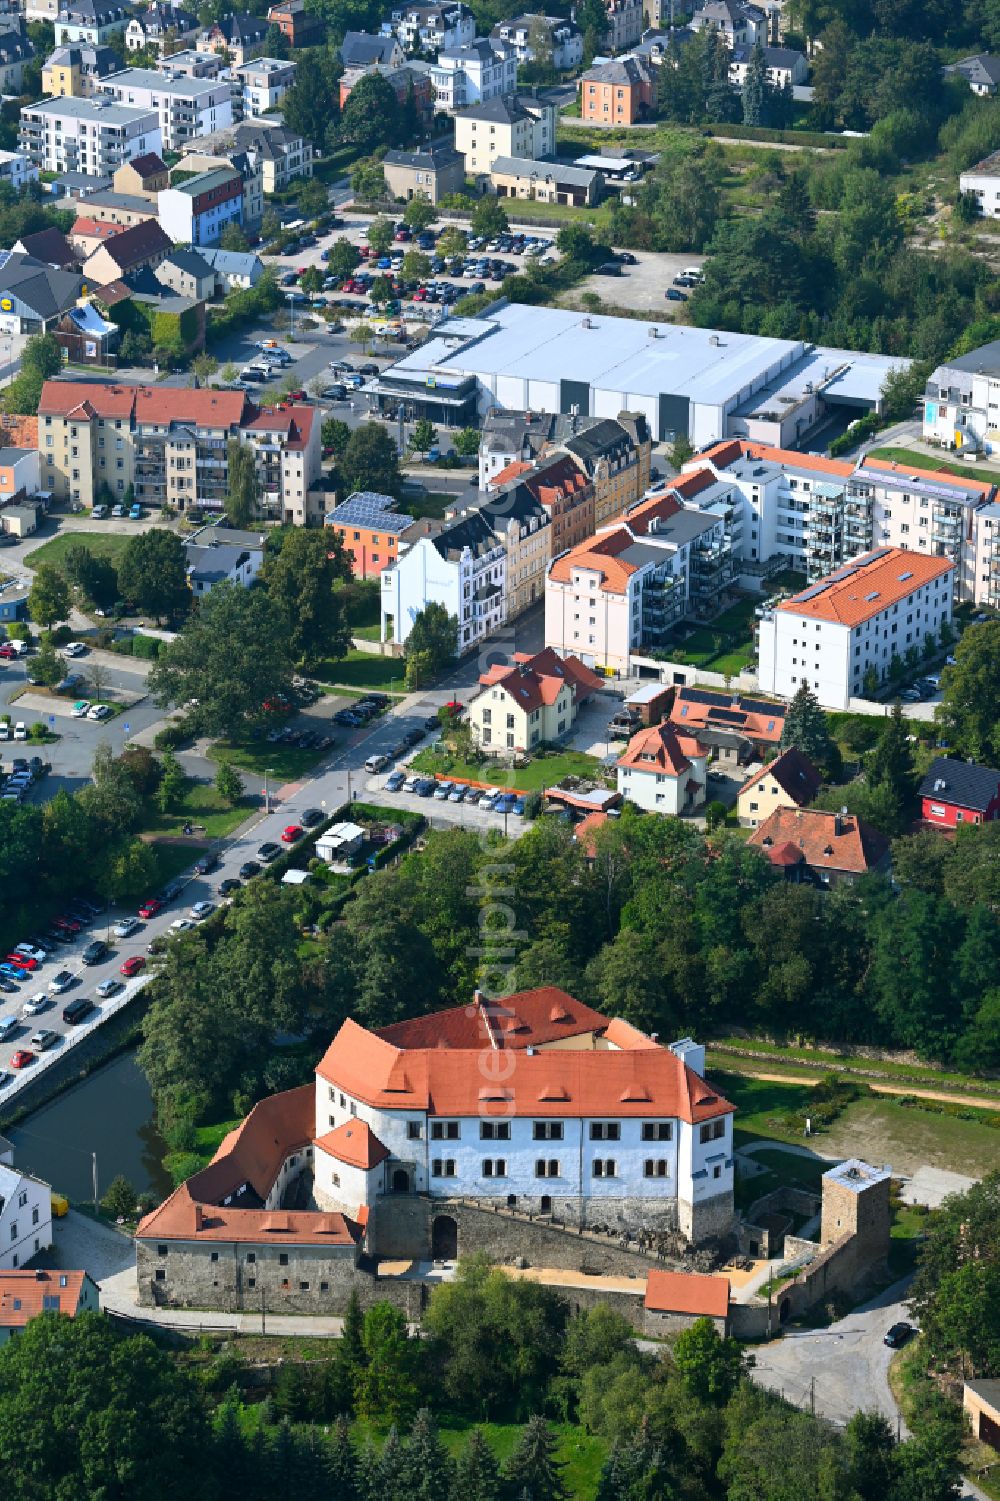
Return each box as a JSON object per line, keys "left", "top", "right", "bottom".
{"left": 491, "top": 154, "right": 600, "bottom": 208}
{"left": 454, "top": 93, "right": 556, "bottom": 176}
{"left": 81, "top": 219, "right": 172, "bottom": 286}
{"left": 382, "top": 144, "right": 466, "bottom": 205}
{"left": 477, "top": 482, "right": 552, "bottom": 621}
{"left": 113, "top": 152, "right": 168, "bottom": 197}
{"left": 737, "top": 745, "right": 822, "bottom": 829}
{"left": 155, "top": 248, "right": 216, "bottom": 302}
{"left": 468, "top": 647, "right": 601, "bottom": 756}
{"left": 964, "top": 1379, "right": 1000, "bottom": 1449}
{"left": 78, "top": 189, "right": 158, "bottom": 229}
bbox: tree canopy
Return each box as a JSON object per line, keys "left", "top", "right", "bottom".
{"left": 117, "top": 528, "right": 189, "bottom": 623}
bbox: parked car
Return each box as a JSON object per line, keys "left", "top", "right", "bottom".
{"left": 189, "top": 901, "right": 215, "bottom": 921}
{"left": 9, "top": 1049, "right": 35, "bottom": 1069}
{"left": 365, "top": 753, "right": 389, "bottom": 773}
{"left": 88, "top": 705, "right": 112, "bottom": 722}
{"left": 13, "top": 944, "right": 46, "bottom": 963}
{"left": 30, "top": 1028, "right": 58, "bottom": 1051}
{"left": 258, "top": 842, "right": 280, "bottom": 862}
{"left": 21, "top": 994, "right": 47, "bottom": 1017}
{"left": 433, "top": 780, "right": 453, "bottom": 799}
{"left": 113, "top": 916, "right": 140, "bottom": 939}
{"left": 48, "top": 970, "right": 75, "bottom": 994}
{"left": 238, "top": 860, "right": 261, "bottom": 879}
{"left": 138, "top": 897, "right": 163, "bottom": 919}
{"left": 884, "top": 1322, "right": 915, "bottom": 1348}
{"left": 63, "top": 641, "right": 87, "bottom": 658}
{"left": 120, "top": 956, "right": 146, "bottom": 977}
{"left": 194, "top": 852, "right": 220, "bottom": 876}
{"left": 5, "top": 953, "right": 37, "bottom": 971}
{"left": 0, "top": 1016, "right": 18, "bottom": 1041}
{"left": 385, "top": 770, "right": 405, "bottom": 792}
{"left": 96, "top": 978, "right": 122, "bottom": 998}
{"left": 81, "top": 940, "right": 107, "bottom": 966}
{"left": 62, "top": 996, "right": 93, "bottom": 1025}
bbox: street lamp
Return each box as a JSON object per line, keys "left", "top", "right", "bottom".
{"left": 263, "top": 767, "right": 273, "bottom": 814}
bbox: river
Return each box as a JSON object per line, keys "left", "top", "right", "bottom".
{"left": 6, "top": 1049, "right": 174, "bottom": 1203}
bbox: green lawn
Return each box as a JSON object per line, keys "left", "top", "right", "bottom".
{"left": 352, "top": 1417, "right": 607, "bottom": 1496}
{"left": 141, "top": 781, "right": 252, "bottom": 840}
{"left": 25, "top": 530, "right": 132, "bottom": 568}
{"left": 709, "top": 1037, "right": 1000, "bottom": 1099}
{"left": 868, "top": 446, "right": 1000, "bottom": 486}
{"left": 314, "top": 650, "right": 408, "bottom": 694}
{"left": 409, "top": 744, "right": 606, "bottom": 792}
{"left": 209, "top": 736, "right": 330, "bottom": 782}
{"left": 660, "top": 594, "right": 759, "bottom": 673}
{"left": 403, "top": 490, "right": 460, "bottom": 521}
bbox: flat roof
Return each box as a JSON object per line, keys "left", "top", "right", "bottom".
{"left": 24, "top": 97, "right": 157, "bottom": 125}
{"left": 101, "top": 66, "right": 226, "bottom": 98}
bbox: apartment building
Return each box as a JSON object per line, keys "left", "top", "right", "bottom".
{"left": 454, "top": 93, "right": 556, "bottom": 175}
{"left": 341, "top": 31, "right": 405, "bottom": 69}
{"left": 36, "top": 381, "right": 318, "bottom": 520}
{"left": 0, "top": 1158, "right": 52, "bottom": 1271}
{"left": 148, "top": 48, "right": 224, "bottom": 80}
{"left": 380, "top": 508, "right": 505, "bottom": 651}
{"left": 431, "top": 39, "right": 516, "bottom": 113}
{"left": 382, "top": 144, "right": 466, "bottom": 204}
{"left": 267, "top": 0, "right": 325, "bottom": 49}
{"left": 125, "top": 3, "right": 199, "bottom": 54}
{"left": 19, "top": 96, "right": 161, "bottom": 177}
{"left": 197, "top": 13, "right": 269, "bottom": 67}
{"left": 391, "top": 2, "right": 476, "bottom": 52}
{"left": 211, "top": 119, "right": 313, "bottom": 193}
{"left": 174, "top": 145, "right": 262, "bottom": 227}
{"left": 476, "top": 482, "right": 551, "bottom": 619}
{"left": 158, "top": 165, "right": 243, "bottom": 247}
{"left": 729, "top": 43, "right": 807, "bottom": 87}
{"left": 579, "top": 55, "right": 655, "bottom": 124}
{"left": 605, "top": 0, "right": 644, "bottom": 52}
{"left": 0, "top": 150, "right": 37, "bottom": 191}
{"left": 233, "top": 57, "right": 295, "bottom": 118}
{"left": 491, "top": 15, "right": 583, "bottom": 70}
{"left": 97, "top": 67, "right": 235, "bottom": 152}
{"left": 75, "top": 186, "right": 157, "bottom": 228}
{"left": 55, "top": 0, "right": 128, "bottom": 45}
{"left": 0, "top": 24, "right": 35, "bottom": 95}
{"left": 479, "top": 407, "right": 651, "bottom": 505}
{"left": 923, "top": 337, "right": 1000, "bottom": 452}
{"left": 42, "top": 41, "right": 118, "bottom": 96}
{"left": 756, "top": 549, "right": 955, "bottom": 710}
{"left": 468, "top": 647, "right": 600, "bottom": 755}
{"left": 325, "top": 491, "right": 419, "bottom": 579}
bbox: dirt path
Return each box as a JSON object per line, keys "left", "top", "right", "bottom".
{"left": 724, "top": 1067, "right": 1000, "bottom": 1113}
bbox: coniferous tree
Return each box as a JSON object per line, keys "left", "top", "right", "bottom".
{"left": 742, "top": 41, "right": 768, "bottom": 126}
{"left": 866, "top": 700, "right": 914, "bottom": 808}
{"left": 402, "top": 1409, "right": 456, "bottom": 1501}
{"left": 780, "top": 679, "right": 833, "bottom": 768}
{"left": 451, "top": 1428, "right": 503, "bottom": 1501}
{"left": 501, "top": 1416, "right": 569, "bottom": 1501}
{"left": 328, "top": 1415, "right": 362, "bottom": 1500}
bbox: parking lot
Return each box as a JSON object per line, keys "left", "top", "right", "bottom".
{"left": 576, "top": 249, "right": 706, "bottom": 315}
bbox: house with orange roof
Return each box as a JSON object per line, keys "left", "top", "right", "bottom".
{"left": 0, "top": 1269, "right": 99, "bottom": 1345}
{"left": 616, "top": 720, "right": 709, "bottom": 815}
{"left": 748, "top": 805, "right": 890, "bottom": 887}
{"left": 135, "top": 989, "right": 735, "bottom": 1309}
{"left": 737, "top": 745, "right": 821, "bottom": 828}
{"left": 644, "top": 1267, "right": 729, "bottom": 1335}
{"left": 468, "top": 646, "right": 601, "bottom": 755}
{"left": 757, "top": 547, "right": 954, "bottom": 709}
{"left": 669, "top": 685, "right": 785, "bottom": 764}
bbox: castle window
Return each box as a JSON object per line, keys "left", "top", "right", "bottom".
{"left": 431, "top": 1158, "right": 456, "bottom": 1177}
{"left": 480, "top": 1121, "right": 510, "bottom": 1140}
{"left": 407, "top": 1121, "right": 422, "bottom": 1140}
{"left": 279, "top": 1254, "right": 289, "bottom": 1266}
{"left": 589, "top": 1122, "right": 620, "bottom": 1141}
{"left": 535, "top": 1159, "right": 560, "bottom": 1178}
{"left": 591, "top": 1159, "right": 617, "bottom": 1178}
{"left": 533, "top": 1122, "right": 563, "bottom": 1141}
{"left": 431, "top": 1121, "right": 460, "bottom": 1140}
{"left": 157, "top": 1245, "right": 167, "bottom": 1257}
{"left": 246, "top": 1253, "right": 255, "bottom": 1263}
{"left": 482, "top": 1159, "right": 507, "bottom": 1177}
{"left": 247, "top": 1277, "right": 256, "bottom": 1288}
{"left": 642, "top": 1123, "right": 672, "bottom": 1141}
{"left": 699, "top": 1120, "right": 725, "bottom": 1144}
{"left": 644, "top": 1159, "right": 669, "bottom": 1178}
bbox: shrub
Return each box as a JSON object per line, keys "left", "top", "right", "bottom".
{"left": 132, "top": 633, "right": 161, "bottom": 660}
{"left": 28, "top": 721, "right": 48, "bottom": 741}
{"left": 154, "top": 722, "right": 191, "bottom": 751}
{"left": 523, "top": 790, "right": 543, "bottom": 821}
{"left": 6, "top": 622, "right": 29, "bottom": 641}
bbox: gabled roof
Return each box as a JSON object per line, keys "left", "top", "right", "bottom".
{"left": 86, "top": 218, "right": 171, "bottom": 272}
{"left": 37, "top": 379, "right": 251, "bottom": 427}
{"left": 776, "top": 549, "right": 954, "bottom": 629}
{"left": 0, "top": 253, "right": 82, "bottom": 321}
{"left": 580, "top": 55, "right": 652, "bottom": 86}
{"left": 314, "top": 1119, "right": 390, "bottom": 1170}
{"left": 126, "top": 150, "right": 167, "bottom": 178}
{"left": 15, "top": 229, "right": 77, "bottom": 269}
{"left": 748, "top": 806, "right": 890, "bottom": 876}
{"left": 671, "top": 686, "right": 785, "bottom": 744}
{"left": 740, "top": 746, "right": 822, "bottom": 807}
{"left": 0, "top": 1270, "right": 96, "bottom": 1329}
{"left": 918, "top": 756, "right": 1000, "bottom": 813}
{"left": 341, "top": 30, "right": 401, "bottom": 66}
{"left": 548, "top": 526, "right": 643, "bottom": 594}
{"left": 477, "top": 647, "right": 601, "bottom": 714}
{"left": 644, "top": 1268, "right": 729, "bottom": 1318}
{"left": 617, "top": 721, "right": 707, "bottom": 777}
{"left": 159, "top": 247, "right": 214, "bottom": 279}
{"left": 454, "top": 92, "right": 531, "bottom": 124}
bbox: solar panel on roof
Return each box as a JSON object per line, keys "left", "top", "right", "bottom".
{"left": 794, "top": 581, "right": 834, "bottom": 602}
{"left": 706, "top": 707, "right": 747, "bottom": 725}
{"left": 0, "top": 249, "right": 11, "bottom": 272}
{"left": 678, "top": 687, "right": 729, "bottom": 708}
{"left": 741, "top": 697, "right": 785, "bottom": 717}
{"left": 860, "top": 547, "right": 890, "bottom": 565}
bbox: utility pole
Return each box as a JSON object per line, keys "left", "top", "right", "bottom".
{"left": 809, "top": 1375, "right": 815, "bottom": 1415}
{"left": 260, "top": 1285, "right": 266, "bottom": 1336}
{"left": 92, "top": 1152, "right": 98, "bottom": 1211}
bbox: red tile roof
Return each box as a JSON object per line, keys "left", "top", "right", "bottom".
{"left": 572, "top": 809, "right": 608, "bottom": 858}
{"left": 748, "top": 806, "right": 890, "bottom": 875}
{"left": 318, "top": 1007, "right": 732, "bottom": 1123}
{"left": 620, "top": 469, "right": 715, "bottom": 533}
{"left": 697, "top": 438, "right": 854, "bottom": 480}
{"left": 315, "top": 1119, "right": 390, "bottom": 1170}
{"left": 670, "top": 689, "right": 785, "bottom": 746}
{"left": 739, "top": 746, "right": 822, "bottom": 808}
{"left": 0, "top": 414, "right": 37, "bottom": 449}
{"left": 617, "top": 722, "right": 707, "bottom": 777}
{"left": 777, "top": 549, "right": 953, "bottom": 628}
{"left": 862, "top": 455, "right": 995, "bottom": 497}
{"left": 37, "top": 381, "right": 251, "bottom": 428}
{"left": 490, "top": 459, "right": 532, "bottom": 488}
{"left": 548, "top": 526, "right": 641, "bottom": 594}
{"left": 478, "top": 647, "right": 602, "bottom": 714}
{"left": 644, "top": 1268, "right": 729, "bottom": 1318}
{"left": 524, "top": 454, "right": 589, "bottom": 510}
{"left": 0, "top": 1269, "right": 95, "bottom": 1329}
{"left": 244, "top": 402, "right": 315, "bottom": 451}
{"left": 72, "top": 216, "right": 122, "bottom": 242}
{"left": 378, "top": 988, "right": 612, "bottom": 1052}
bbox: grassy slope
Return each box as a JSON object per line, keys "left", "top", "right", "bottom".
{"left": 868, "top": 446, "right": 1000, "bottom": 486}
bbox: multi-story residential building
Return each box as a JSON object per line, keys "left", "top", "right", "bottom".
{"left": 0, "top": 24, "right": 35, "bottom": 95}
{"left": 19, "top": 96, "right": 161, "bottom": 178}
{"left": 339, "top": 59, "right": 435, "bottom": 117}
{"left": 267, "top": 0, "right": 325, "bottom": 49}
{"left": 468, "top": 647, "right": 601, "bottom": 755}
{"left": 391, "top": 2, "right": 475, "bottom": 53}
{"left": 923, "top": 337, "right": 1000, "bottom": 452}
{"left": 150, "top": 47, "right": 225, "bottom": 80}
{"left": 605, "top": 0, "right": 644, "bottom": 52}
{"left": 75, "top": 185, "right": 158, "bottom": 228}
{"left": 42, "top": 41, "right": 118, "bottom": 96}
{"left": 382, "top": 143, "right": 466, "bottom": 204}
{"left": 959, "top": 148, "right": 1000, "bottom": 218}
{"left": 380, "top": 507, "right": 505, "bottom": 651}
{"left": 668, "top": 685, "right": 785, "bottom": 761}
{"left": 325, "top": 491, "right": 419, "bottom": 580}
{"left": 431, "top": 39, "right": 517, "bottom": 112}
{"left": 454, "top": 92, "right": 556, "bottom": 175}
{"left": 691, "top": 0, "right": 767, "bottom": 46}
{"left": 480, "top": 408, "right": 651, "bottom": 502}
{"left": 197, "top": 13, "right": 269, "bottom": 67}
{"left": 756, "top": 548, "right": 955, "bottom": 710}
{"left": 175, "top": 145, "right": 262, "bottom": 227}
{"left": 97, "top": 67, "right": 235, "bottom": 152}
{"left": 125, "top": 3, "right": 199, "bottom": 54}
{"left": 81, "top": 217, "right": 172, "bottom": 283}
{"left": 55, "top": 0, "right": 128, "bottom": 46}
{"left": 0, "top": 149, "right": 37, "bottom": 191}
{"left": 616, "top": 721, "right": 709, "bottom": 815}
{"left": 514, "top": 453, "right": 593, "bottom": 555}
{"left": 0, "top": 1156, "right": 52, "bottom": 1270}
{"left": 579, "top": 55, "right": 655, "bottom": 124}
{"left": 158, "top": 165, "right": 243, "bottom": 247}
{"left": 233, "top": 58, "right": 295, "bottom": 118}
{"left": 475, "top": 481, "right": 551, "bottom": 619}
{"left": 193, "top": 119, "right": 314, "bottom": 194}
{"left": 736, "top": 744, "right": 821, "bottom": 828}
{"left": 0, "top": 1270, "right": 100, "bottom": 1345}
{"left": 729, "top": 42, "right": 807, "bottom": 88}
{"left": 36, "top": 381, "right": 319, "bottom": 519}
{"left": 491, "top": 14, "right": 583, "bottom": 70}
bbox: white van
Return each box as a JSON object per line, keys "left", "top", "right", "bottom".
{"left": 12, "top": 722, "right": 26, "bottom": 740}
{"left": 365, "top": 753, "right": 389, "bottom": 773}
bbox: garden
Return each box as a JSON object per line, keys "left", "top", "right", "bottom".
{"left": 409, "top": 740, "right": 608, "bottom": 794}
{"left": 655, "top": 594, "right": 761, "bottom": 675}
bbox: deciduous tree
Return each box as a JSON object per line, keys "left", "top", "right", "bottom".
{"left": 117, "top": 528, "right": 189, "bottom": 623}
{"left": 263, "top": 525, "right": 352, "bottom": 669}
{"left": 28, "top": 562, "right": 70, "bottom": 630}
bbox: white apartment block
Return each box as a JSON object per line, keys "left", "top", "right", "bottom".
{"left": 431, "top": 39, "right": 516, "bottom": 113}
{"left": 233, "top": 57, "right": 295, "bottom": 118}
{"left": 390, "top": 2, "right": 475, "bottom": 52}
{"left": 380, "top": 508, "right": 505, "bottom": 652}
{"left": 756, "top": 548, "right": 955, "bottom": 710}
{"left": 0, "top": 150, "right": 38, "bottom": 190}
{"left": 0, "top": 1159, "right": 53, "bottom": 1271}
{"left": 960, "top": 148, "right": 1000, "bottom": 218}
{"left": 18, "top": 96, "right": 161, "bottom": 177}
{"left": 491, "top": 15, "right": 583, "bottom": 71}
{"left": 96, "top": 67, "right": 234, "bottom": 152}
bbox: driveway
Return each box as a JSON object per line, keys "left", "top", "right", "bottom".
{"left": 750, "top": 1275, "right": 913, "bottom": 1430}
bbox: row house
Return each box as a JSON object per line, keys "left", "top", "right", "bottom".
{"left": 479, "top": 407, "right": 650, "bottom": 501}
{"left": 35, "top": 380, "right": 318, "bottom": 519}
{"left": 604, "top": 0, "right": 644, "bottom": 53}
{"left": 96, "top": 67, "right": 235, "bottom": 152}
{"left": 55, "top": 0, "right": 128, "bottom": 46}
{"left": 467, "top": 479, "right": 551, "bottom": 619}
{"left": 380, "top": 508, "right": 505, "bottom": 653}
{"left": 197, "top": 14, "right": 269, "bottom": 68}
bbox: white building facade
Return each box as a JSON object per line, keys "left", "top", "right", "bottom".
{"left": 96, "top": 67, "right": 235, "bottom": 151}
{"left": 391, "top": 2, "right": 475, "bottom": 52}
{"left": 757, "top": 549, "right": 955, "bottom": 710}
{"left": 18, "top": 96, "right": 161, "bottom": 176}
{"left": 380, "top": 511, "right": 505, "bottom": 651}
{"left": 0, "top": 1161, "right": 53, "bottom": 1271}
{"left": 960, "top": 148, "right": 1000, "bottom": 218}
{"left": 233, "top": 57, "right": 295, "bottom": 117}
{"left": 0, "top": 150, "right": 38, "bottom": 190}
{"left": 431, "top": 40, "right": 516, "bottom": 112}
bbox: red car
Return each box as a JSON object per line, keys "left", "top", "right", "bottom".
{"left": 6, "top": 953, "right": 37, "bottom": 971}
{"left": 413, "top": 287, "right": 428, "bottom": 301}
{"left": 53, "top": 915, "right": 82, "bottom": 933}
{"left": 0, "top": 643, "right": 19, "bottom": 659}
{"left": 120, "top": 956, "right": 146, "bottom": 977}
{"left": 10, "top": 1049, "right": 35, "bottom": 1069}
{"left": 262, "top": 694, "right": 291, "bottom": 714}
{"left": 287, "top": 389, "right": 307, "bottom": 402}
{"left": 358, "top": 244, "right": 370, "bottom": 257}
{"left": 281, "top": 824, "right": 303, "bottom": 843}
{"left": 138, "top": 897, "right": 162, "bottom": 920}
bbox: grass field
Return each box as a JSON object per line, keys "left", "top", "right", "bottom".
{"left": 868, "top": 446, "right": 1000, "bottom": 486}
{"left": 352, "top": 1417, "right": 607, "bottom": 1495}
{"left": 208, "top": 735, "right": 330, "bottom": 782}
{"left": 409, "top": 744, "right": 605, "bottom": 792}
{"left": 663, "top": 595, "right": 759, "bottom": 673}
{"left": 314, "top": 650, "right": 407, "bottom": 694}
{"left": 709, "top": 1037, "right": 1000, "bottom": 1099}
{"left": 403, "top": 489, "right": 461, "bottom": 521}
{"left": 25, "top": 530, "right": 132, "bottom": 568}
{"left": 141, "top": 781, "right": 252, "bottom": 841}
{"left": 146, "top": 840, "right": 200, "bottom": 888}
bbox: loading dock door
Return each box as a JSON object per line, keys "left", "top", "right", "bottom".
{"left": 659, "top": 393, "right": 690, "bottom": 442}
{"left": 560, "top": 379, "right": 590, "bottom": 417}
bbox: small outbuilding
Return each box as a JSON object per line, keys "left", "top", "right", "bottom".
{"left": 643, "top": 1268, "right": 730, "bottom": 1336}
